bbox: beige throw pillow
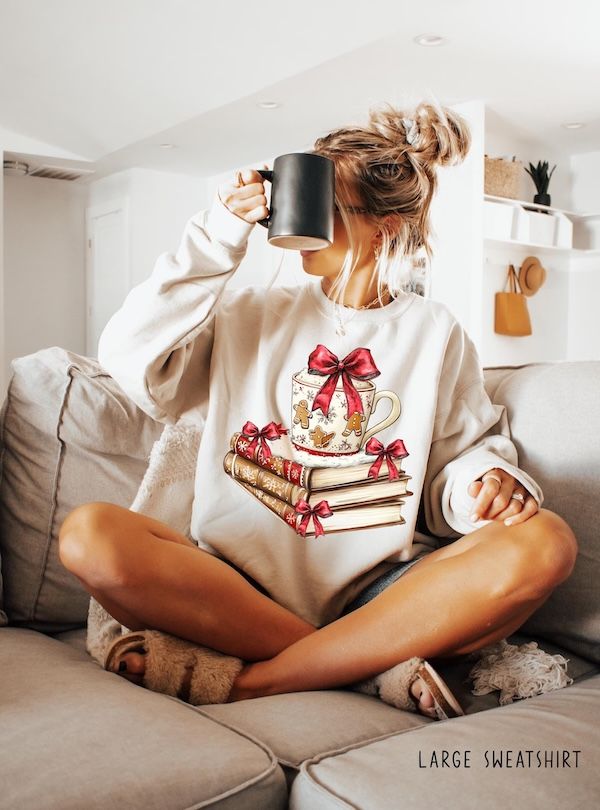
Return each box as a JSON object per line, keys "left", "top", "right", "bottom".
{"left": 0, "top": 347, "right": 163, "bottom": 632}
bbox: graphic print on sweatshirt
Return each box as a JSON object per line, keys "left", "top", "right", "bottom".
{"left": 222, "top": 343, "right": 414, "bottom": 537}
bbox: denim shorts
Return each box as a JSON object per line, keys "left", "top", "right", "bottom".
{"left": 228, "top": 551, "right": 432, "bottom": 616}
{"left": 341, "top": 551, "right": 431, "bottom": 615}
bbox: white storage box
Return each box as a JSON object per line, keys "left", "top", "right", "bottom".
{"left": 554, "top": 212, "right": 573, "bottom": 248}
{"left": 483, "top": 200, "right": 515, "bottom": 240}
{"left": 526, "top": 210, "right": 556, "bottom": 246}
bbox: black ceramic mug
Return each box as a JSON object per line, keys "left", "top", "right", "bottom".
{"left": 256, "top": 152, "right": 335, "bottom": 250}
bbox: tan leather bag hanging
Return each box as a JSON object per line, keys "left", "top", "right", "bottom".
{"left": 494, "top": 263, "right": 532, "bottom": 336}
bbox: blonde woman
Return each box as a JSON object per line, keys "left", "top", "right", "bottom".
{"left": 59, "top": 100, "right": 577, "bottom": 720}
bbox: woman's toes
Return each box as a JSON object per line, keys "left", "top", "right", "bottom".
{"left": 117, "top": 651, "right": 146, "bottom": 685}
{"left": 410, "top": 676, "right": 436, "bottom": 718}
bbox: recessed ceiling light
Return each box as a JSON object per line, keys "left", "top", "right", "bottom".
{"left": 561, "top": 122, "right": 585, "bottom": 129}
{"left": 159, "top": 143, "right": 176, "bottom": 149}
{"left": 414, "top": 34, "right": 447, "bottom": 46}
{"left": 258, "top": 101, "right": 281, "bottom": 109}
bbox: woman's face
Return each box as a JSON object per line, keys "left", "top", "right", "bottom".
{"left": 300, "top": 175, "right": 379, "bottom": 281}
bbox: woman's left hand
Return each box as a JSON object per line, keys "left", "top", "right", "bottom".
{"left": 467, "top": 468, "right": 539, "bottom": 526}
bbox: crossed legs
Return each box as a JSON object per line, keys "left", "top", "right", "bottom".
{"left": 58, "top": 503, "right": 577, "bottom": 702}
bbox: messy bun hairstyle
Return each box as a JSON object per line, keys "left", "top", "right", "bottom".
{"left": 312, "top": 97, "right": 471, "bottom": 304}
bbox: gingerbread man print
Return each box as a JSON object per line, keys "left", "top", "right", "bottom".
{"left": 342, "top": 411, "right": 366, "bottom": 437}
{"left": 293, "top": 399, "right": 313, "bottom": 430}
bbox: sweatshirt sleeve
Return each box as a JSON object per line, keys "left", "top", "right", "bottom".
{"left": 423, "top": 320, "right": 544, "bottom": 539}
{"left": 97, "top": 190, "right": 254, "bottom": 425}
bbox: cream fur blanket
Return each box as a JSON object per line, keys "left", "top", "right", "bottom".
{"left": 85, "top": 421, "right": 203, "bottom": 665}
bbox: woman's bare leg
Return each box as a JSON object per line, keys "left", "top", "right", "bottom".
{"left": 58, "top": 502, "right": 315, "bottom": 662}
{"left": 229, "top": 508, "right": 577, "bottom": 701}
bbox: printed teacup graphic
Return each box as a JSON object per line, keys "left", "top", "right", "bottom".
{"left": 291, "top": 345, "right": 401, "bottom": 456}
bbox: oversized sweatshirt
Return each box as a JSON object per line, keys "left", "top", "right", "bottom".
{"left": 97, "top": 190, "right": 544, "bottom": 627}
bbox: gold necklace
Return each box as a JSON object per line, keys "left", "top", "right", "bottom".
{"left": 334, "top": 289, "right": 392, "bottom": 336}
{"left": 357, "top": 290, "right": 392, "bottom": 310}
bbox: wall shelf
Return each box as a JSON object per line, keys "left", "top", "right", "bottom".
{"left": 484, "top": 237, "right": 600, "bottom": 259}
{"left": 484, "top": 194, "right": 600, "bottom": 221}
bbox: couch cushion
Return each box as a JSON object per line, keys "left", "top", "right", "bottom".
{"left": 483, "top": 362, "right": 600, "bottom": 663}
{"left": 0, "top": 628, "right": 287, "bottom": 809}
{"left": 53, "top": 627, "right": 597, "bottom": 779}
{"left": 290, "top": 674, "right": 600, "bottom": 810}
{"left": 0, "top": 348, "right": 163, "bottom": 631}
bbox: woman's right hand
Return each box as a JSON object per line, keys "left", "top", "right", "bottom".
{"left": 217, "top": 166, "right": 270, "bottom": 224}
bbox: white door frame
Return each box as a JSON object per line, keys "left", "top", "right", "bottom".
{"left": 85, "top": 197, "right": 130, "bottom": 358}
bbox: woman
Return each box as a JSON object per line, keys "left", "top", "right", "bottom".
{"left": 59, "top": 100, "right": 577, "bottom": 720}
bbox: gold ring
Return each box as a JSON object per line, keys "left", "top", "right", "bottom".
{"left": 510, "top": 492, "right": 525, "bottom": 503}
{"left": 236, "top": 170, "right": 244, "bottom": 187}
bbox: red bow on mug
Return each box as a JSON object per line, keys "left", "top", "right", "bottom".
{"left": 365, "top": 437, "right": 409, "bottom": 480}
{"left": 241, "top": 421, "right": 288, "bottom": 460}
{"left": 295, "top": 499, "right": 333, "bottom": 538}
{"left": 307, "top": 344, "right": 380, "bottom": 417}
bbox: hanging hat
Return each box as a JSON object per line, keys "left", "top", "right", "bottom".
{"left": 518, "top": 256, "right": 547, "bottom": 296}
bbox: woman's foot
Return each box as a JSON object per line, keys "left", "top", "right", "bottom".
{"left": 115, "top": 650, "right": 146, "bottom": 685}
{"left": 410, "top": 675, "right": 437, "bottom": 718}
{"left": 115, "top": 650, "right": 195, "bottom": 698}
{"left": 105, "top": 632, "right": 240, "bottom": 705}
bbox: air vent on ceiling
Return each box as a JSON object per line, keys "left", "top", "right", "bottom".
{"left": 27, "top": 164, "right": 95, "bottom": 181}
{"left": 3, "top": 160, "right": 29, "bottom": 176}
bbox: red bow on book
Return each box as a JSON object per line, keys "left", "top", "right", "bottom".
{"left": 241, "top": 421, "right": 288, "bottom": 460}
{"left": 307, "top": 344, "right": 380, "bottom": 417}
{"left": 365, "top": 437, "right": 409, "bottom": 480}
{"left": 295, "top": 499, "right": 333, "bottom": 538}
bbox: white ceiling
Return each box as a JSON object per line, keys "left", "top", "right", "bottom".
{"left": 2, "top": 0, "right": 599, "bottom": 182}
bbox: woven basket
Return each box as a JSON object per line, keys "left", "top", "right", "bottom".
{"left": 484, "top": 156, "right": 522, "bottom": 199}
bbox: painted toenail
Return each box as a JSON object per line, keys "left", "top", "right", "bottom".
{"left": 118, "top": 661, "right": 127, "bottom": 672}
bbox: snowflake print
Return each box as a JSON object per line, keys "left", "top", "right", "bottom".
{"left": 293, "top": 385, "right": 303, "bottom": 396}
{"left": 306, "top": 389, "right": 315, "bottom": 402}
{"left": 237, "top": 439, "right": 250, "bottom": 452}
{"left": 296, "top": 434, "right": 308, "bottom": 445}
{"left": 339, "top": 439, "right": 353, "bottom": 451}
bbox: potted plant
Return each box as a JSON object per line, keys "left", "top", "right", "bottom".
{"left": 525, "top": 160, "right": 557, "bottom": 207}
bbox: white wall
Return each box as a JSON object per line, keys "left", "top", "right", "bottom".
{"left": 2, "top": 173, "right": 87, "bottom": 389}
{"left": 87, "top": 167, "right": 208, "bottom": 286}
{"left": 567, "top": 151, "right": 600, "bottom": 360}
{"left": 428, "top": 100, "right": 485, "bottom": 345}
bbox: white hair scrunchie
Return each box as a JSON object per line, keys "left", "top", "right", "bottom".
{"left": 401, "top": 117, "right": 419, "bottom": 146}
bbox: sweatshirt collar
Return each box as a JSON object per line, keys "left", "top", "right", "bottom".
{"left": 306, "top": 278, "right": 416, "bottom": 324}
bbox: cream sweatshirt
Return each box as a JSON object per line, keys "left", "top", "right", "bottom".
{"left": 97, "top": 190, "right": 544, "bottom": 627}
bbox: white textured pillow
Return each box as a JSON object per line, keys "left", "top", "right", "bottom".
{"left": 0, "top": 347, "right": 163, "bottom": 632}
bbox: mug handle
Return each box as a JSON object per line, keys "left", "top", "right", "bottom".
{"left": 360, "top": 391, "right": 402, "bottom": 448}
{"left": 256, "top": 169, "right": 273, "bottom": 229}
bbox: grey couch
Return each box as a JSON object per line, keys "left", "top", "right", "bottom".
{"left": 1, "top": 347, "right": 598, "bottom": 810}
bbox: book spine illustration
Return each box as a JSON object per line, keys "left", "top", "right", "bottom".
{"left": 230, "top": 432, "right": 309, "bottom": 486}
{"left": 224, "top": 452, "right": 307, "bottom": 504}
{"left": 234, "top": 478, "right": 298, "bottom": 530}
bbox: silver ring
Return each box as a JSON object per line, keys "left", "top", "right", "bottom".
{"left": 511, "top": 492, "right": 525, "bottom": 503}
{"left": 482, "top": 473, "right": 502, "bottom": 487}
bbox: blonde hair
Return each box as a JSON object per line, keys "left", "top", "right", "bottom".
{"left": 312, "top": 96, "right": 472, "bottom": 305}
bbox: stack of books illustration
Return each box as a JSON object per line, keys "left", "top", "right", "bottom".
{"left": 223, "top": 431, "right": 413, "bottom": 537}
